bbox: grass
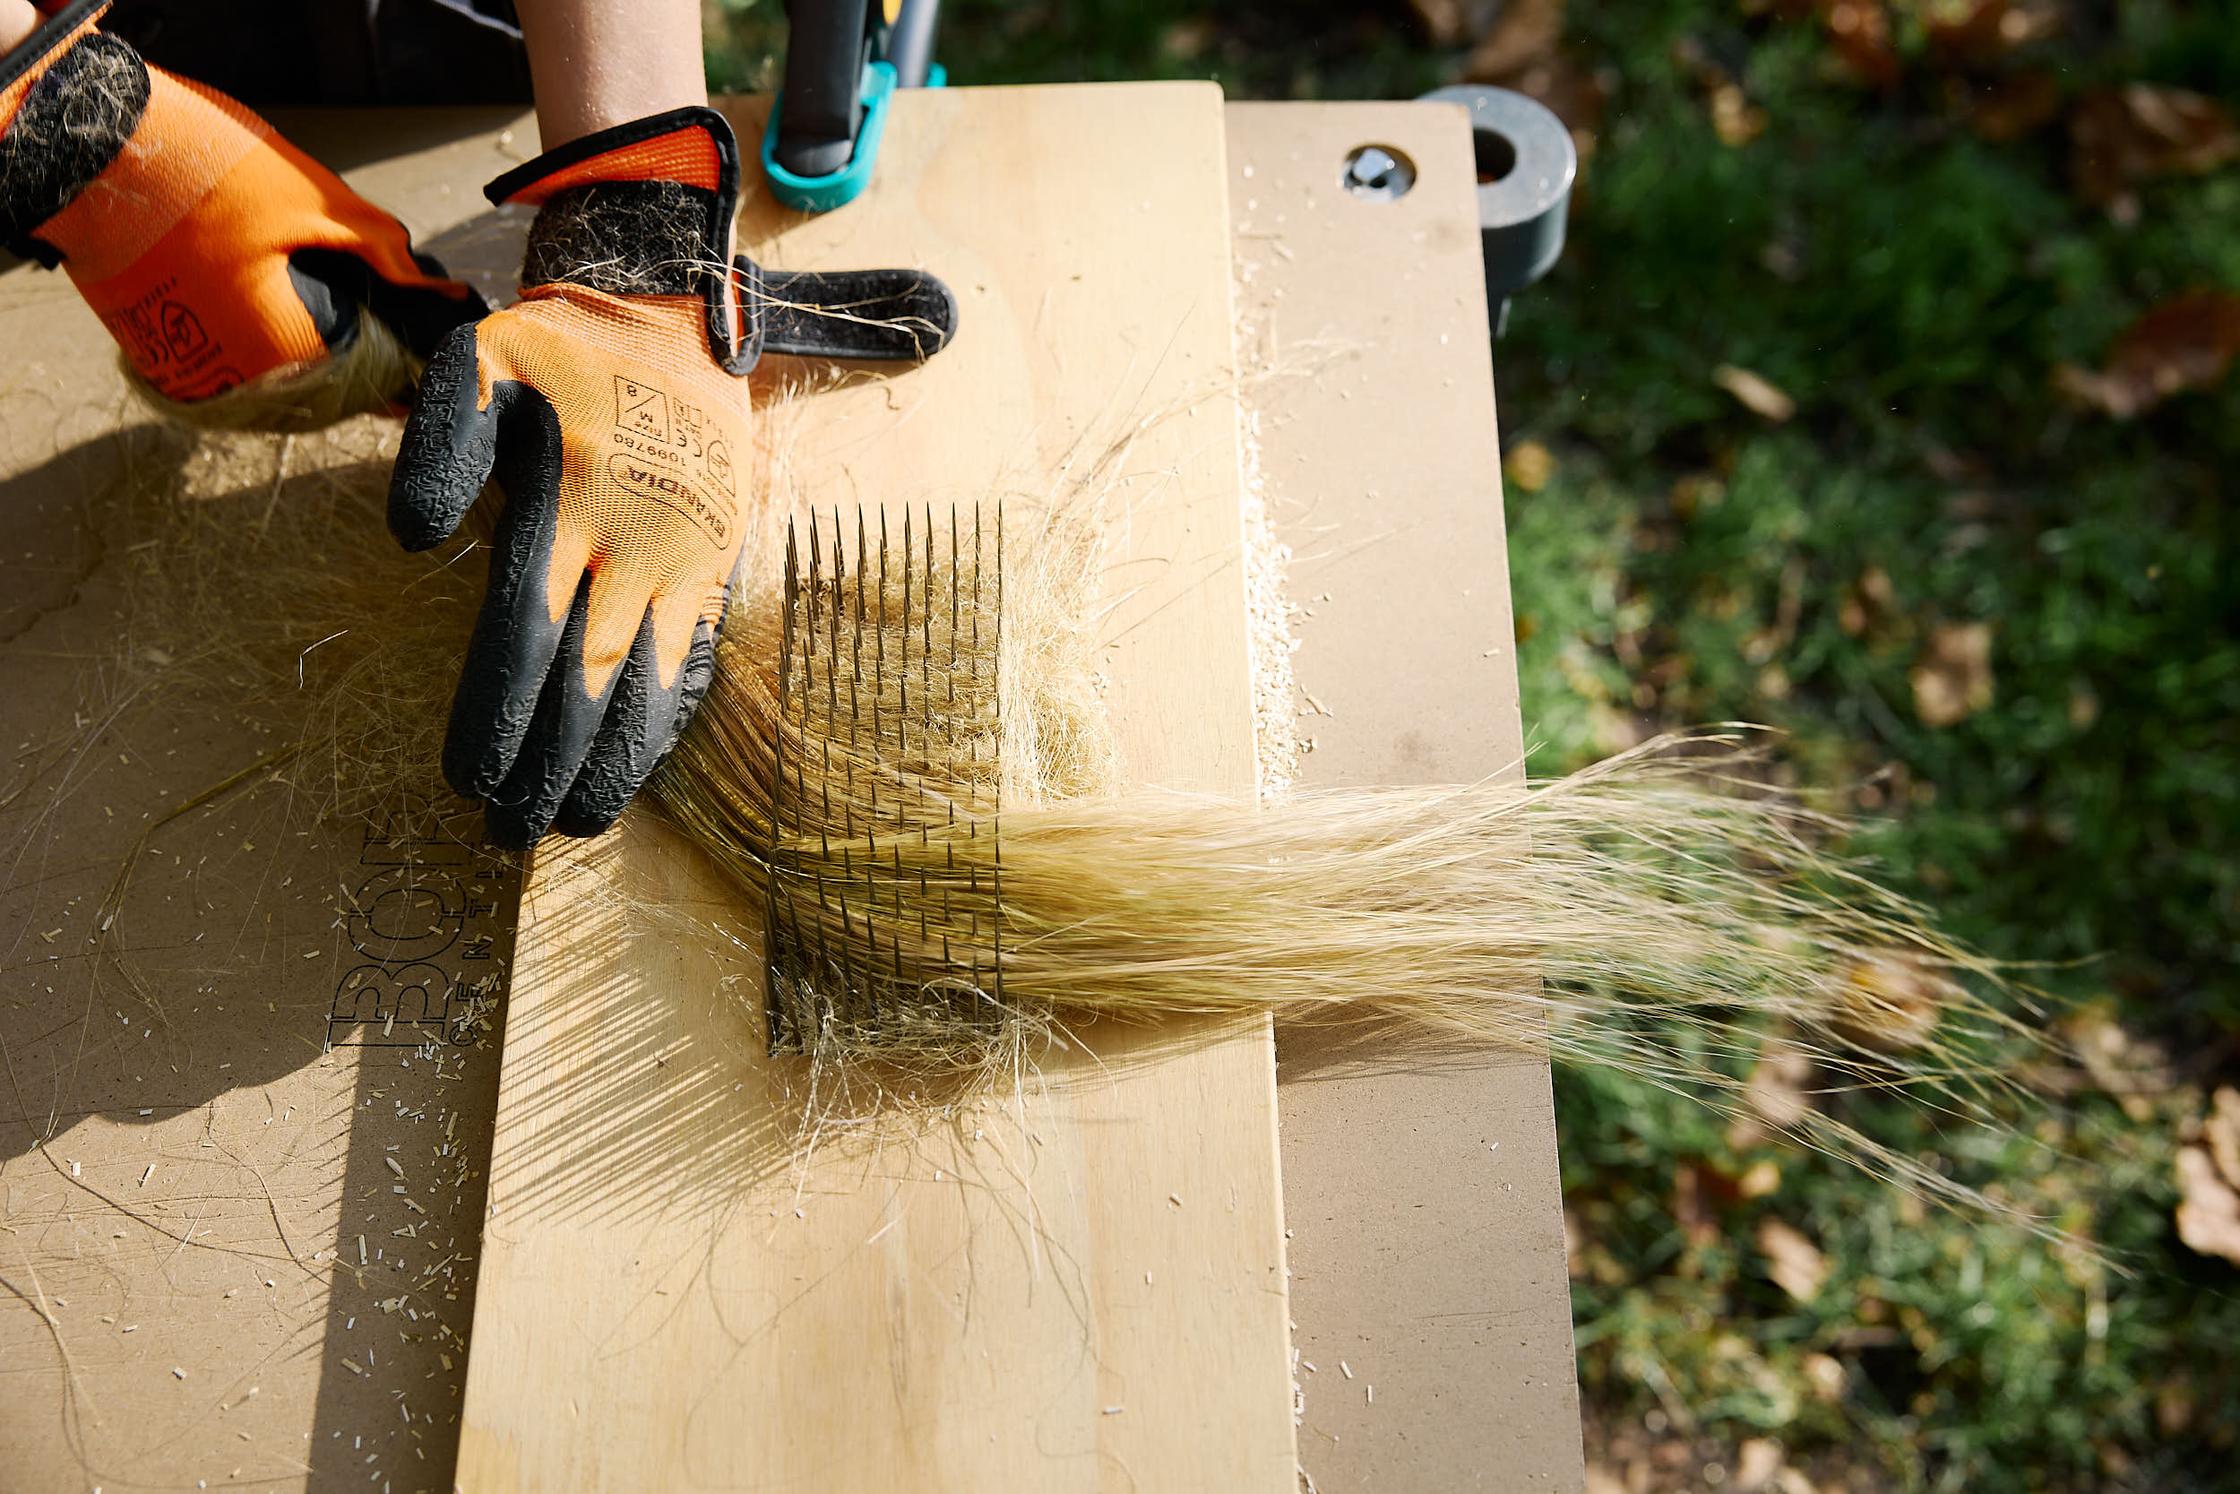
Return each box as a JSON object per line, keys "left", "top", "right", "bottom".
{"left": 710, "top": 1, "right": 2240, "bottom": 1485}
{"left": 1499, "top": 4, "right": 2240, "bottom": 1484}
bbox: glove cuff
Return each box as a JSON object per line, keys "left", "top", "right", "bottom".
{"left": 486, "top": 105, "right": 752, "bottom": 373}
{"left": 484, "top": 106, "right": 963, "bottom": 377}
{"left": 0, "top": 1, "right": 139, "bottom": 264}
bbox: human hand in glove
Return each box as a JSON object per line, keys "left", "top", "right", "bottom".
{"left": 388, "top": 105, "right": 957, "bottom": 848}
{"left": 0, "top": 1, "right": 484, "bottom": 419}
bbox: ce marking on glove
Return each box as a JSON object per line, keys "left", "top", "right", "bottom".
{"left": 609, "top": 375, "right": 739, "bottom": 547}
{"left": 100, "top": 276, "right": 217, "bottom": 373}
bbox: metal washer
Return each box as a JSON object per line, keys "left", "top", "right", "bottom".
{"left": 1419, "top": 85, "right": 1576, "bottom": 328}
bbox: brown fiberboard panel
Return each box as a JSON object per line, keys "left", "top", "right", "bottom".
{"left": 455, "top": 84, "right": 1297, "bottom": 1492}
{"left": 1229, "top": 102, "right": 1586, "bottom": 1488}
{"left": 0, "top": 114, "right": 530, "bottom": 1492}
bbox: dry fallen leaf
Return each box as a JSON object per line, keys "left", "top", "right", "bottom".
{"left": 1837, "top": 563, "right": 1896, "bottom": 638}
{"left": 1910, "top": 620, "right": 1994, "bottom": 727}
{"left": 2071, "top": 85, "right": 2240, "bottom": 214}
{"left": 1584, "top": 1465, "right": 1629, "bottom": 1494}
{"left": 1157, "top": 17, "right": 1213, "bottom": 60}
{"left": 1967, "top": 70, "right": 2062, "bottom": 142}
{"left": 2157, "top": 1380, "right": 2200, "bottom": 1436}
{"left": 1459, "top": 0, "right": 1609, "bottom": 155}
{"left": 1734, "top": 1437, "right": 1787, "bottom": 1493}
{"left": 1921, "top": 0, "right": 2008, "bottom": 54}
{"left": 1670, "top": 472, "right": 1725, "bottom": 521}
{"left": 1821, "top": 0, "right": 1900, "bottom": 89}
{"left": 1712, "top": 82, "right": 1770, "bottom": 145}
{"left": 1713, "top": 363, "right": 1797, "bottom": 422}
{"left": 2150, "top": 1379, "right": 2186, "bottom": 1433}
{"left": 1831, "top": 949, "right": 1949, "bottom": 1051}
{"left": 1802, "top": 1351, "right": 1848, "bottom": 1403}
{"left": 2054, "top": 290, "right": 2240, "bottom": 419}
{"left": 2205, "top": 1086, "right": 2240, "bottom": 1189}
{"left": 1668, "top": 36, "right": 1770, "bottom": 147}
{"left": 1752, "top": 1047, "right": 1815, "bottom": 1129}
{"left": 1922, "top": 0, "right": 2060, "bottom": 61}
{"left": 1504, "top": 438, "right": 1557, "bottom": 493}
{"left": 2176, "top": 1145, "right": 2240, "bottom": 1266}
{"left": 1756, "top": 1218, "right": 1829, "bottom": 1302}
{"left": 1463, "top": 0, "right": 1565, "bottom": 80}
{"left": 1674, "top": 1162, "right": 1721, "bottom": 1250}
{"left": 1411, "top": 0, "right": 1506, "bottom": 47}
{"left": 1738, "top": 1158, "right": 1783, "bottom": 1199}
{"left": 2067, "top": 1008, "right": 2176, "bottom": 1099}
{"left": 1729, "top": 1043, "right": 1815, "bottom": 1150}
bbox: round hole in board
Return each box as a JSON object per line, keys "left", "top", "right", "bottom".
{"left": 1340, "top": 144, "right": 1417, "bottom": 202}
{"left": 1474, "top": 126, "right": 1518, "bottom": 185}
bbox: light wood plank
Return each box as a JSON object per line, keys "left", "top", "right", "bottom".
{"left": 456, "top": 83, "right": 1295, "bottom": 1492}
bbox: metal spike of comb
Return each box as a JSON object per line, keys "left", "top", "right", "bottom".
{"left": 763, "top": 503, "right": 1006, "bottom": 1052}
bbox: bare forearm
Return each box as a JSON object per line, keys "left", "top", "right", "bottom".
{"left": 0, "top": 1, "right": 40, "bottom": 54}
{"left": 515, "top": 0, "right": 708, "bottom": 148}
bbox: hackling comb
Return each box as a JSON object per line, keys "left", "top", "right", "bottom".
{"left": 762, "top": 503, "right": 1008, "bottom": 1053}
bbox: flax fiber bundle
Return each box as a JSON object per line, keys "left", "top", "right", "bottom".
{"left": 643, "top": 505, "right": 2037, "bottom": 1212}
{"left": 98, "top": 404, "right": 2055, "bottom": 1213}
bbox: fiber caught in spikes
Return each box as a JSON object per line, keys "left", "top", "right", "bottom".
{"left": 648, "top": 505, "right": 2044, "bottom": 1214}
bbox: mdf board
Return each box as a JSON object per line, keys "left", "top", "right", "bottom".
{"left": 1228, "top": 104, "right": 1585, "bottom": 1487}
{"left": 0, "top": 121, "right": 525, "bottom": 1493}
{"left": 455, "top": 84, "right": 1297, "bottom": 1492}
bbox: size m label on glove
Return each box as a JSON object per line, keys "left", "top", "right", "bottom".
{"left": 607, "top": 375, "right": 739, "bottom": 547}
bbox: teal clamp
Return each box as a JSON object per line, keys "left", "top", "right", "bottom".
{"left": 762, "top": 60, "right": 897, "bottom": 214}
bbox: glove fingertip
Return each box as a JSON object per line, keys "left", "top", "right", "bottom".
{"left": 479, "top": 798, "right": 547, "bottom": 853}
{"left": 440, "top": 727, "right": 498, "bottom": 806}
{"left": 387, "top": 323, "right": 491, "bottom": 551}
{"left": 549, "top": 793, "right": 628, "bottom": 841}
{"left": 672, "top": 619, "right": 721, "bottom": 730}
{"left": 551, "top": 609, "right": 721, "bottom": 838}
{"left": 549, "top": 711, "right": 643, "bottom": 835}
{"left": 442, "top": 634, "right": 558, "bottom": 802}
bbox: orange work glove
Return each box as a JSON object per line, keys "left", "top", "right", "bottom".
{"left": 389, "top": 105, "right": 955, "bottom": 848}
{"left": 0, "top": 0, "right": 483, "bottom": 413}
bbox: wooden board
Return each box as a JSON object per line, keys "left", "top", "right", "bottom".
{"left": 1229, "top": 103, "right": 1585, "bottom": 1488}
{"left": 455, "top": 83, "right": 1297, "bottom": 1491}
